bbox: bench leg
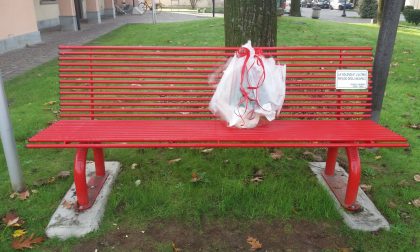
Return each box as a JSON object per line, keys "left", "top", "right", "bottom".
{"left": 325, "top": 147, "right": 338, "bottom": 176}
{"left": 93, "top": 148, "right": 105, "bottom": 176}
{"left": 344, "top": 147, "right": 361, "bottom": 211}
{"left": 321, "top": 147, "right": 361, "bottom": 212}
{"left": 74, "top": 148, "right": 109, "bottom": 211}
{"left": 74, "top": 148, "right": 89, "bottom": 208}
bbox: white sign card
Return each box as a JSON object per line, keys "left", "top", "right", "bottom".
{"left": 335, "top": 70, "right": 369, "bottom": 90}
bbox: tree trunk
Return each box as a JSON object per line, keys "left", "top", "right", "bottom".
{"left": 224, "top": 0, "right": 277, "bottom": 47}
{"left": 371, "top": 0, "right": 403, "bottom": 122}
{"left": 290, "top": 0, "right": 301, "bottom": 17}
{"left": 377, "top": 0, "right": 385, "bottom": 25}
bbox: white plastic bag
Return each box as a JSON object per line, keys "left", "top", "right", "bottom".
{"left": 209, "top": 41, "right": 286, "bottom": 128}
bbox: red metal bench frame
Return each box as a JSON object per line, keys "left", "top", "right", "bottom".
{"left": 27, "top": 45, "right": 408, "bottom": 212}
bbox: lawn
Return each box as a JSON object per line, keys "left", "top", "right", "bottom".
{"left": 0, "top": 17, "right": 419, "bottom": 251}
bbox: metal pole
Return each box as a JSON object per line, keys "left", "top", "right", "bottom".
{"left": 152, "top": 0, "right": 156, "bottom": 24}
{"left": 341, "top": 0, "right": 347, "bottom": 17}
{"left": 0, "top": 71, "right": 25, "bottom": 192}
{"left": 212, "top": 0, "right": 215, "bottom": 17}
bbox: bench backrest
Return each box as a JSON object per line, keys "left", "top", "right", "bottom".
{"left": 58, "top": 45, "right": 373, "bottom": 120}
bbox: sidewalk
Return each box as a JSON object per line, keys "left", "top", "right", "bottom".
{"left": 0, "top": 13, "right": 209, "bottom": 81}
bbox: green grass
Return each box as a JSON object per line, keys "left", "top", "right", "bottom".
{"left": 0, "top": 17, "right": 419, "bottom": 251}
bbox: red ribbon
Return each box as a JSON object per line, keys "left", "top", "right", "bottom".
{"left": 234, "top": 47, "right": 266, "bottom": 126}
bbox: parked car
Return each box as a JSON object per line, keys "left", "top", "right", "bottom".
{"left": 316, "top": 0, "right": 330, "bottom": 9}
{"left": 301, "top": 0, "right": 314, "bottom": 8}
{"left": 329, "top": 0, "right": 353, "bottom": 10}
{"left": 284, "top": 0, "right": 291, "bottom": 14}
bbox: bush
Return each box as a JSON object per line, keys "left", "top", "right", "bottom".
{"left": 358, "top": 0, "right": 378, "bottom": 18}
{"left": 403, "top": 6, "right": 420, "bottom": 26}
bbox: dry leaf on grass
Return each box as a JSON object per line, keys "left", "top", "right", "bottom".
{"left": 131, "top": 163, "right": 138, "bottom": 170}
{"left": 172, "top": 241, "right": 181, "bottom": 252}
{"left": 374, "top": 155, "right": 382, "bottom": 160}
{"left": 12, "top": 229, "right": 27, "bottom": 238}
{"left": 270, "top": 150, "right": 283, "bottom": 160}
{"left": 201, "top": 148, "right": 214, "bottom": 153}
{"left": 57, "top": 171, "right": 71, "bottom": 179}
{"left": 191, "top": 172, "right": 200, "bottom": 183}
{"left": 168, "top": 158, "right": 182, "bottom": 164}
{"left": 303, "top": 151, "right": 323, "bottom": 162}
{"left": 412, "top": 198, "right": 420, "bottom": 208}
{"left": 246, "top": 236, "right": 263, "bottom": 251}
{"left": 11, "top": 234, "right": 44, "bottom": 250}
{"left": 250, "top": 170, "right": 264, "bottom": 184}
{"left": 407, "top": 123, "right": 420, "bottom": 130}
{"left": 360, "top": 184, "right": 372, "bottom": 192}
{"left": 2, "top": 212, "right": 24, "bottom": 227}
{"left": 43, "top": 101, "right": 56, "bottom": 106}
{"left": 10, "top": 190, "right": 30, "bottom": 200}
{"left": 414, "top": 174, "right": 420, "bottom": 182}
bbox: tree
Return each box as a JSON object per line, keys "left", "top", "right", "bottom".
{"left": 190, "top": 0, "right": 200, "bottom": 10}
{"left": 377, "top": 0, "right": 384, "bottom": 25}
{"left": 371, "top": 0, "right": 404, "bottom": 122}
{"left": 224, "top": 0, "right": 277, "bottom": 47}
{"left": 358, "top": 0, "right": 378, "bottom": 19}
{"left": 290, "top": 0, "right": 301, "bottom": 17}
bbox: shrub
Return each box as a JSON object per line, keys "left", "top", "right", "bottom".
{"left": 358, "top": 0, "right": 378, "bottom": 19}
{"left": 403, "top": 6, "right": 420, "bottom": 26}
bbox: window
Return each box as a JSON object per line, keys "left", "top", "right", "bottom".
{"left": 40, "top": 0, "right": 57, "bottom": 4}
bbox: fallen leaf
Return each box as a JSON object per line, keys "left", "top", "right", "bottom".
{"left": 412, "top": 198, "right": 420, "bottom": 208}
{"left": 407, "top": 123, "right": 420, "bottom": 130}
{"left": 250, "top": 177, "right": 264, "bottom": 183}
{"left": 414, "top": 174, "right": 420, "bottom": 182}
{"left": 250, "top": 169, "right": 264, "bottom": 184}
{"left": 172, "top": 241, "right": 181, "bottom": 252}
{"left": 360, "top": 184, "right": 372, "bottom": 192}
{"left": 18, "top": 190, "right": 30, "bottom": 200}
{"left": 201, "top": 148, "right": 214, "bottom": 153}
{"left": 270, "top": 150, "right": 283, "bottom": 160}
{"left": 131, "top": 163, "right": 138, "bottom": 170}
{"left": 303, "top": 151, "right": 323, "bottom": 162}
{"left": 12, "top": 229, "right": 27, "bottom": 238}
{"left": 388, "top": 201, "right": 397, "bottom": 209}
{"left": 10, "top": 190, "right": 30, "bottom": 200}
{"left": 2, "top": 212, "right": 22, "bottom": 227}
{"left": 191, "top": 172, "right": 200, "bottom": 183}
{"left": 62, "top": 200, "right": 74, "bottom": 209}
{"left": 11, "top": 234, "right": 44, "bottom": 250}
{"left": 57, "top": 171, "right": 71, "bottom": 179}
{"left": 398, "top": 179, "right": 409, "bottom": 187}
{"left": 43, "top": 101, "right": 56, "bottom": 106}
{"left": 247, "top": 236, "right": 263, "bottom": 251}
{"left": 31, "top": 189, "right": 38, "bottom": 194}
{"left": 374, "top": 155, "right": 382, "bottom": 160}
{"left": 168, "top": 158, "right": 182, "bottom": 164}
{"left": 135, "top": 179, "right": 141, "bottom": 186}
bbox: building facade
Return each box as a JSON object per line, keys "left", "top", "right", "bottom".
{"left": 0, "top": 0, "right": 115, "bottom": 54}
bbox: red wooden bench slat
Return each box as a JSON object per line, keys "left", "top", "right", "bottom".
{"left": 28, "top": 120, "right": 406, "bottom": 143}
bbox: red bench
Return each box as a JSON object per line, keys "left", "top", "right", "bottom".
{"left": 27, "top": 45, "right": 408, "bottom": 212}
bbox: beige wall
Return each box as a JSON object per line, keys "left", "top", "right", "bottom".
{"left": 34, "top": 0, "right": 60, "bottom": 22}
{"left": 160, "top": 0, "right": 224, "bottom": 8}
{"left": 0, "top": 0, "right": 39, "bottom": 40}
{"left": 406, "top": 0, "right": 420, "bottom": 9}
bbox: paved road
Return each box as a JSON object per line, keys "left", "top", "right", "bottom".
{"left": 298, "top": 7, "right": 405, "bottom": 23}
{"left": 0, "top": 13, "right": 209, "bottom": 81}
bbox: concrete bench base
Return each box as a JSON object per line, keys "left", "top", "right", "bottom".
{"left": 309, "top": 162, "right": 390, "bottom": 231}
{"left": 45, "top": 161, "right": 121, "bottom": 240}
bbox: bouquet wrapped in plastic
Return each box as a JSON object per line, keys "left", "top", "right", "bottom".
{"left": 209, "top": 41, "right": 286, "bottom": 128}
